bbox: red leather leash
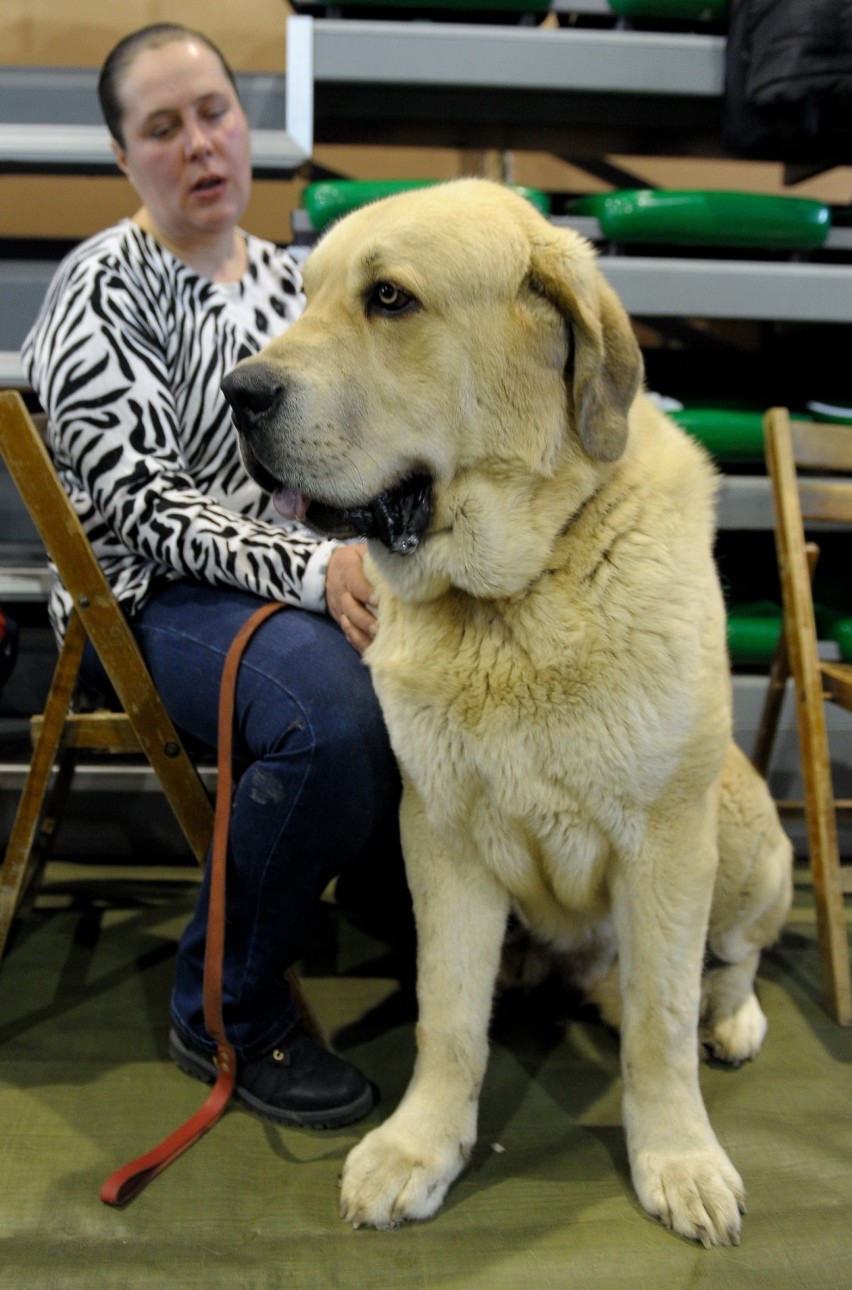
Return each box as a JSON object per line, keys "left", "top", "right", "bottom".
{"left": 100, "top": 601, "right": 285, "bottom": 1205}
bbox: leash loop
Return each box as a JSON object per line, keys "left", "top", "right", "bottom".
{"left": 100, "top": 601, "right": 285, "bottom": 1205}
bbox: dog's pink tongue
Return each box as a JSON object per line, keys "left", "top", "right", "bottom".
{"left": 272, "top": 488, "right": 310, "bottom": 521}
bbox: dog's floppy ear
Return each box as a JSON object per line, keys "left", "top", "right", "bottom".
{"left": 529, "top": 231, "right": 643, "bottom": 462}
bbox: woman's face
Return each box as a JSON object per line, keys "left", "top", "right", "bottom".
{"left": 112, "top": 39, "right": 251, "bottom": 248}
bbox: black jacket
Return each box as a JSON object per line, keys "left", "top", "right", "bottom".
{"left": 724, "top": 0, "right": 852, "bottom": 162}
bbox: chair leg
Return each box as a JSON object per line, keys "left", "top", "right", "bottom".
{"left": 754, "top": 545, "right": 819, "bottom": 777}
{"left": 15, "top": 746, "right": 80, "bottom": 921}
{"left": 795, "top": 691, "right": 852, "bottom": 1025}
{"left": 752, "top": 632, "right": 790, "bottom": 777}
{"left": 0, "top": 613, "right": 87, "bottom": 959}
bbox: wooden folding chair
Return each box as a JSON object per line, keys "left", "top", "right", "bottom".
{"left": 753, "top": 406, "right": 852, "bottom": 1025}
{"left": 0, "top": 390, "right": 323, "bottom": 1044}
{"left": 0, "top": 389, "right": 214, "bottom": 957}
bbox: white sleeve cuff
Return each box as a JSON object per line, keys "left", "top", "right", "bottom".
{"left": 300, "top": 539, "right": 341, "bottom": 613}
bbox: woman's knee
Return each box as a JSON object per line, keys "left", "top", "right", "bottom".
{"left": 241, "top": 615, "right": 393, "bottom": 778}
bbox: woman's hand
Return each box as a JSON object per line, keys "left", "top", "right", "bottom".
{"left": 326, "top": 544, "right": 378, "bottom": 654}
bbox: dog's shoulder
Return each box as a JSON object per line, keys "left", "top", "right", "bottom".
{"left": 626, "top": 395, "right": 720, "bottom": 509}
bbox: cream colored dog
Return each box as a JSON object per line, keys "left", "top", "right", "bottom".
{"left": 222, "top": 180, "right": 792, "bottom": 1247}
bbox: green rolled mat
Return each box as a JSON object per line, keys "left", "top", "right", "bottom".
{"left": 726, "top": 604, "right": 852, "bottom": 665}
{"left": 671, "top": 406, "right": 846, "bottom": 460}
{"left": 567, "top": 190, "right": 831, "bottom": 250}
{"left": 302, "top": 180, "right": 551, "bottom": 234}
{"left": 832, "top": 620, "right": 852, "bottom": 663}
{"left": 608, "top": 0, "right": 727, "bottom": 16}
{"left": 816, "top": 609, "right": 852, "bottom": 663}
{"left": 806, "top": 400, "right": 852, "bottom": 424}
{"left": 669, "top": 407, "right": 766, "bottom": 461}
{"left": 727, "top": 603, "right": 782, "bottom": 665}
{"left": 291, "top": 0, "right": 550, "bottom": 9}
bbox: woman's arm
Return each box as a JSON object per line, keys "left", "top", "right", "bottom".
{"left": 24, "top": 234, "right": 337, "bottom": 612}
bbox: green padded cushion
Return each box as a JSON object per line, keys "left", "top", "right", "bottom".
{"left": 671, "top": 407, "right": 824, "bottom": 460}
{"left": 292, "top": 0, "right": 719, "bottom": 11}
{"left": 817, "top": 608, "right": 852, "bottom": 663}
{"left": 291, "top": 0, "right": 550, "bottom": 8}
{"left": 832, "top": 619, "right": 852, "bottom": 662}
{"left": 567, "top": 190, "right": 830, "bottom": 250}
{"left": 670, "top": 407, "right": 766, "bottom": 461}
{"left": 303, "top": 180, "right": 550, "bottom": 233}
{"left": 727, "top": 603, "right": 782, "bottom": 664}
{"left": 727, "top": 604, "right": 852, "bottom": 665}
{"left": 806, "top": 400, "right": 852, "bottom": 424}
{"left": 608, "top": 0, "right": 727, "bottom": 17}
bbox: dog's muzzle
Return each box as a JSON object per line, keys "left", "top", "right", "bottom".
{"left": 222, "top": 364, "right": 433, "bottom": 556}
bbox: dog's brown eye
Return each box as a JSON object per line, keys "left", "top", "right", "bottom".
{"left": 367, "top": 282, "right": 417, "bottom": 316}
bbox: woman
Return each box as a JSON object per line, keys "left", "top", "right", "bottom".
{"left": 23, "top": 23, "right": 401, "bottom": 1129}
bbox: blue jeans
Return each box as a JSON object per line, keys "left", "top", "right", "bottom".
{"left": 83, "top": 580, "right": 400, "bottom": 1059}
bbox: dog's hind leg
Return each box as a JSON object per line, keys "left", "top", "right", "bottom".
{"left": 700, "top": 741, "right": 793, "bottom": 1065}
{"left": 340, "top": 786, "right": 511, "bottom": 1229}
{"left": 699, "top": 952, "right": 766, "bottom": 1064}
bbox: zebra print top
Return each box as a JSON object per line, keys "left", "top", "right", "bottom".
{"left": 23, "top": 220, "right": 338, "bottom": 642}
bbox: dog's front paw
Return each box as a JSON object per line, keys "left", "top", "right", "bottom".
{"left": 340, "top": 1121, "right": 469, "bottom": 1230}
{"left": 632, "top": 1148, "right": 746, "bottom": 1247}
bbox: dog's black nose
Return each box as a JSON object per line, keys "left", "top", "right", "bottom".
{"left": 221, "top": 363, "right": 282, "bottom": 428}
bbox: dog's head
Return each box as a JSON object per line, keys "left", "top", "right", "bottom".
{"left": 223, "top": 179, "right": 642, "bottom": 599}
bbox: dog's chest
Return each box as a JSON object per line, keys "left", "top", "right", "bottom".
{"left": 367, "top": 600, "right": 617, "bottom": 919}
{"left": 368, "top": 596, "right": 604, "bottom": 822}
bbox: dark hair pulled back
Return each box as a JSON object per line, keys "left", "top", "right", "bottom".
{"left": 98, "top": 23, "right": 239, "bottom": 148}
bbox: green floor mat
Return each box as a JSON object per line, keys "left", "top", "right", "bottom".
{"left": 0, "top": 858, "right": 849, "bottom": 1288}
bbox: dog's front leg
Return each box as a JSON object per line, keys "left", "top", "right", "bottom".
{"left": 340, "top": 789, "right": 510, "bottom": 1229}
{"left": 612, "top": 798, "right": 747, "bottom": 1248}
